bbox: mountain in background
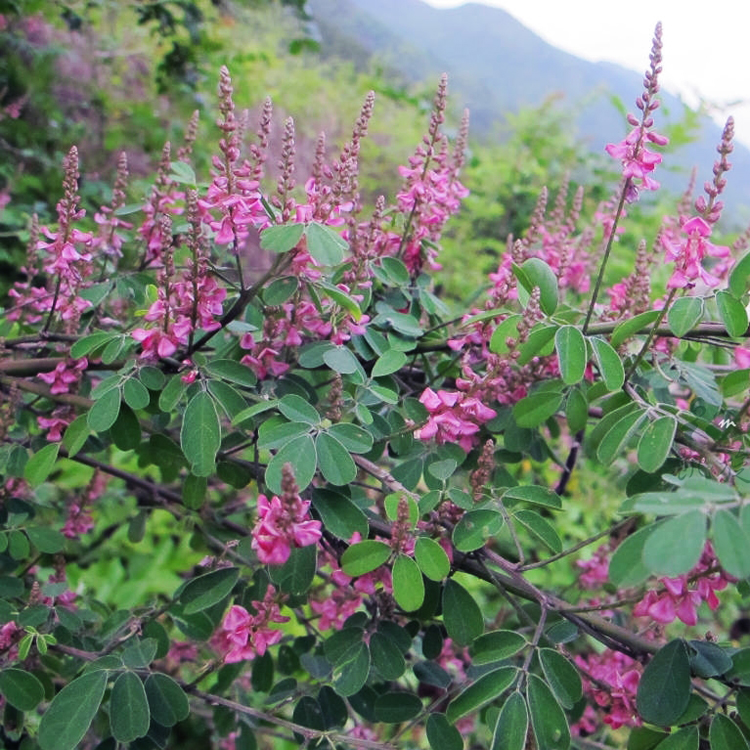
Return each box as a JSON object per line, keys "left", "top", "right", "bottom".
{"left": 308, "top": 0, "right": 750, "bottom": 225}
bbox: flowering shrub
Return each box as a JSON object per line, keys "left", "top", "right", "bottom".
{"left": 2, "top": 22, "right": 750, "bottom": 750}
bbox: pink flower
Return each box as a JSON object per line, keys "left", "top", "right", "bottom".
{"left": 38, "top": 358, "right": 87, "bottom": 395}
{"left": 663, "top": 215, "right": 729, "bottom": 290}
{"left": 212, "top": 587, "right": 289, "bottom": 663}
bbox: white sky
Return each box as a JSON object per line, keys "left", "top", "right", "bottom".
{"left": 424, "top": 0, "right": 750, "bottom": 148}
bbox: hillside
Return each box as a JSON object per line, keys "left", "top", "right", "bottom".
{"left": 309, "top": 0, "right": 750, "bottom": 225}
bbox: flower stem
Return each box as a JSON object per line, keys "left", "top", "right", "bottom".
{"left": 624, "top": 287, "right": 677, "bottom": 382}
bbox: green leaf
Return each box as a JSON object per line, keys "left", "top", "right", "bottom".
{"left": 181, "top": 391, "right": 222, "bottom": 477}
{"left": 278, "top": 395, "right": 319, "bottom": 425}
{"left": 159, "top": 375, "right": 186, "bottom": 412}
{"left": 323, "top": 346, "right": 360, "bottom": 374}
{"left": 260, "top": 223, "right": 305, "bottom": 253}
{"left": 590, "top": 336, "right": 625, "bottom": 391}
{"left": 315, "top": 432, "right": 356, "bottom": 486}
{"left": 341, "top": 540, "right": 391, "bottom": 577}
{"left": 668, "top": 297, "right": 704, "bottom": 337}
{"left": 374, "top": 691, "right": 422, "bottom": 723}
{"left": 70, "top": 332, "right": 117, "bottom": 359}
{"left": 326, "top": 423, "right": 373, "bottom": 453}
{"left": 597, "top": 408, "right": 649, "bottom": 465}
{"left": 565, "top": 387, "right": 588, "bottom": 432}
{"left": 555, "top": 325, "right": 586, "bottom": 385}
{"left": 637, "top": 416, "right": 677, "bottom": 474}
{"left": 62, "top": 415, "right": 90, "bottom": 458}
{"left": 204, "top": 359, "right": 258, "bottom": 388}
{"left": 305, "top": 222, "right": 348, "bottom": 265}
{"left": 122, "top": 378, "right": 150, "bottom": 410}
{"left": 88, "top": 385, "right": 122, "bottom": 432}
{"left": 489, "top": 315, "right": 522, "bottom": 354}
{"left": 372, "top": 349, "right": 407, "bottom": 378}
{"left": 712, "top": 509, "right": 750, "bottom": 579}
{"left": 369, "top": 632, "right": 406, "bottom": 680}
{"left": 716, "top": 290, "right": 748, "bottom": 338}
{"left": 514, "top": 510, "right": 562, "bottom": 554}
{"left": 526, "top": 674, "right": 570, "bottom": 750}
{"left": 0, "top": 669, "right": 45, "bottom": 711}
{"left": 179, "top": 567, "right": 239, "bottom": 614}
{"left": 110, "top": 671, "right": 150, "bottom": 743}
{"left": 609, "top": 525, "right": 653, "bottom": 587}
{"left": 654, "top": 726, "right": 699, "bottom": 750}
{"left": 380, "top": 256, "right": 410, "bottom": 285}
{"left": 26, "top": 527, "right": 65, "bottom": 554}
{"left": 518, "top": 257, "right": 559, "bottom": 315}
{"left": 414, "top": 537, "right": 451, "bottom": 581}
{"left": 392, "top": 554, "right": 424, "bottom": 612}
{"left": 269, "top": 544, "right": 317, "bottom": 594}
{"left": 331, "top": 642, "right": 370, "bottom": 697}
{"left": 447, "top": 666, "right": 516, "bottom": 723}
{"left": 426, "top": 714, "right": 463, "bottom": 750}
{"left": 452, "top": 509, "right": 503, "bottom": 552}
{"left": 470, "top": 631, "right": 527, "bottom": 666}
{"left": 169, "top": 160, "right": 196, "bottom": 185}
{"left": 122, "top": 638, "right": 158, "bottom": 669}
{"left": 258, "top": 420, "right": 313, "bottom": 451}
{"left": 263, "top": 276, "right": 298, "bottom": 305}
{"left": 730, "top": 250, "right": 750, "bottom": 297}
{"left": 643, "top": 512, "right": 706, "bottom": 577}
{"left": 183, "top": 474, "right": 207, "bottom": 510}
{"left": 317, "top": 281, "right": 362, "bottom": 320}
{"left": 517, "top": 324, "right": 558, "bottom": 365}
{"left": 443, "top": 579, "right": 484, "bottom": 646}
{"left": 38, "top": 670, "right": 107, "bottom": 750}
{"left": 636, "top": 639, "right": 691, "bottom": 725}
{"left": 611, "top": 310, "right": 661, "bottom": 348}
{"left": 8, "top": 530, "right": 30, "bottom": 560}
{"left": 512, "top": 391, "right": 563, "bottom": 428}
{"left": 538, "top": 649, "right": 582, "bottom": 710}
{"left": 491, "top": 692, "right": 528, "bottom": 750}
{"left": 504, "top": 485, "right": 562, "bottom": 510}
{"left": 688, "top": 640, "right": 733, "bottom": 679}
{"left": 265, "top": 434, "right": 317, "bottom": 494}
{"left": 24, "top": 443, "right": 59, "bottom": 488}
{"left": 312, "top": 489, "right": 368, "bottom": 540}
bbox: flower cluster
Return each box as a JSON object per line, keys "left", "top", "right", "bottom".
{"left": 604, "top": 23, "right": 667, "bottom": 202}
{"left": 662, "top": 215, "right": 730, "bottom": 290}
{"left": 250, "top": 464, "right": 322, "bottom": 565}
{"left": 415, "top": 387, "right": 497, "bottom": 452}
{"left": 634, "top": 542, "right": 735, "bottom": 626}
{"left": 574, "top": 649, "right": 642, "bottom": 730}
{"left": 212, "top": 586, "right": 289, "bottom": 663}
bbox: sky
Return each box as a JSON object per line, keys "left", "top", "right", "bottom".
{"left": 423, "top": 0, "right": 750, "bottom": 148}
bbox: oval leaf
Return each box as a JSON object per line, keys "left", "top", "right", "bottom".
{"left": 316, "top": 432, "right": 356, "bottom": 486}
{"left": 555, "top": 325, "right": 586, "bottom": 385}
{"left": 0, "top": 669, "right": 45, "bottom": 711}
{"left": 590, "top": 336, "right": 624, "bottom": 391}
{"left": 668, "top": 296, "right": 704, "bottom": 337}
{"left": 512, "top": 391, "right": 563, "bottom": 428}
{"left": 110, "top": 671, "right": 150, "bottom": 743}
{"left": 712, "top": 509, "right": 750, "bottom": 579}
{"left": 491, "top": 691, "right": 528, "bottom": 750}
{"left": 265, "top": 434, "right": 317, "bottom": 494}
{"left": 710, "top": 713, "right": 749, "bottom": 750}
{"left": 716, "top": 289, "right": 748, "bottom": 338}
{"left": 636, "top": 639, "right": 691, "bottom": 726}
{"left": 637, "top": 416, "right": 677, "bottom": 474}
{"left": 643, "top": 512, "right": 706, "bottom": 577}
{"left": 526, "top": 674, "right": 570, "bottom": 750}
{"left": 538, "top": 648, "right": 582, "bottom": 710}
{"left": 443, "top": 579, "right": 484, "bottom": 647}
{"left": 392, "top": 554, "right": 425, "bottom": 612}
{"left": 181, "top": 391, "right": 221, "bottom": 477}
{"left": 470, "top": 630, "right": 527, "bottom": 666}
{"left": 447, "top": 666, "right": 516, "bottom": 724}
{"left": 426, "top": 713, "right": 463, "bottom": 750}
{"left": 414, "top": 537, "right": 451, "bottom": 581}
{"left": 341, "top": 540, "right": 391, "bottom": 577}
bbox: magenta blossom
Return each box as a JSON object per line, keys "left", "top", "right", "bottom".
{"left": 662, "top": 215, "right": 730, "bottom": 290}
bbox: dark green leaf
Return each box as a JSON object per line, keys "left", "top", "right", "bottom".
{"left": 538, "top": 649, "right": 582, "bottom": 709}
{"left": 278, "top": 395, "right": 319, "bottom": 424}
{"left": 636, "top": 639, "right": 691, "bottom": 725}
{"left": 122, "top": 639, "right": 158, "bottom": 669}
{"left": 24, "top": 443, "right": 59, "bottom": 488}
{"left": 260, "top": 223, "right": 305, "bottom": 254}
{"left": 609, "top": 525, "right": 653, "bottom": 587}
{"left": 305, "top": 222, "right": 348, "bottom": 265}
{"left": 110, "top": 671, "right": 149, "bottom": 743}
{"left": 331, "top": 642, "right": 370, "bottom": 697}
{"left": 318, "top": 685, "right": 348, "bottom": 729}
{"left": 183, "top": 474, "right": 207, "bottom": 510}
{"left": 341, "top": 540, "right": 391, "bottom": 577}
{"left": 590, "top": 336, "right": 625, "bottom": 391}
{"left": 38, "top": 670, "right": 107, "bottom": 750}
{"left": 716, "top": 290, "right": 748, "bottom": 338}
{"left": 370, "top": 632, "right": 406, "bottom": 680}
{"left": 311, "top": 489, "right": 368, "bottom": 540}
{"left": 70, "top": 332, "right": 117, "bottom": 359}
{"left": 654, "top": 726, "right": 699, "bottom": 750}
{"left": 637, "top": 416, "right": 677, "bottom": 473}
{"left": 374, "top": 692, "right": 422, "bottom": 723}
{"left": 258, "top": 420, "right": 312, "bottom": 451}
{"left": 26, "top": 527, "right": 65, "bottom": 554}
{"left": 123, "top": 378, "right": 150, "bottom": 410}
{"left": 179, "top": 567, "right": 239, "bottom": 614}
{"left": 392, "top": 554, "right": 424, "bottom": 612}
{"left": 512, "top": 391, "right": 563, "bottom": 428}
{"left": 426, "top": 713, "right": 463, "bottom": 750}
{"left": 688, "top": 640, "right": 733, "bottom": 679}
{"left": 555, "top": 325, "right": 586, "bottom": 385}
{"left": 447, "top": 667, "right": 516, "bottom": 723}
{"left": 503, "top": 485, "right": 562, "bottom": 510}
{"left": 452, "top": 509, "right": 503, "bottom": 552}
{"left": 611, "top": 310, "right": 661, "bottom": 348}
{"left": 326, "top": 423, "right": 373, "bottom": 453}
{"left": 712, "top": 509, "right": 750, "bottom": 579}
{"left": 269, "top": 544, "right": 316, "bottom": 595}
{"left": 414, "top": 537, "right": 451, "bottom": 581}
{"left": 265, "top": 434, "right": 317, "bottom": 494}
{"left": 207, "top": 380, "right": 248, "bottom": 418}
{"left": 414, "top": 660, "right": 452, "bottom": 688}
{"left": 643, "top": 512, "right": 706, "bottom": 577}
{"left": 470, "top": 631, "right": 527, "bottom": 666}
{"left": 668, "top": 297, "right": 704, "bottom": 337}
{"left": 565, "top": 387, "right": 588, "bottom": 432}
{"left": 9, "top": 530, "right": 30, "bottom": 560}
{"left": 527, "top": 674, "right": 570, "bottom": 750}
{"left": 372, "top": 349, "right": 407, "bottom": 377}
{"left": 88, "top": 385, "right": 122, "bottom": 432}
{"left": 315, "top": 432, "right": 356, "bottom": 485}
{"left": 730, "top": 251, "right": 750, "bottom": 297}
{"left": 0, "top": 669, "right": 45, "bottom": 711}
{"left": 514, "top": 510, "right": 562, "bottom": 554}
{"left": 181, "top": 391, "right": 221, "bottom": 477}
{"left": 62, "top": 415, "right": 90, "bottom": 458}
{"left": 158, "top": 375, "right": 186, "bottom": 412}
{"left": 443, "top": 579, "right": 484, "bottom": 646}
{"left": 263, "top": 276, "right": 298, "bottom": 305}
{"left": 491, "top": 691, "right": 528, "bottom": 750}
{"left": 597, "top": 409, "right": 649, "bottom": 465}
